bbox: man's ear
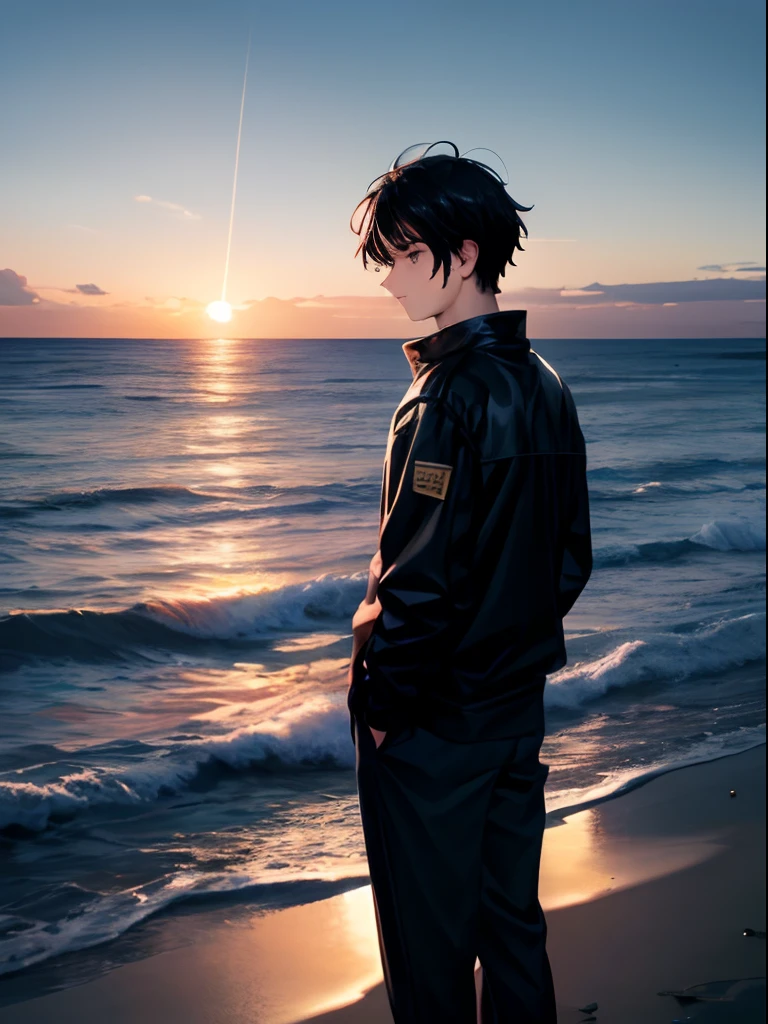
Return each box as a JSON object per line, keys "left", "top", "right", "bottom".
{"left": 456, "top": 239, "right": 480, "bottom": 280}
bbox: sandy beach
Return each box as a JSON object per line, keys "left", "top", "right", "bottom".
{"left": 0, "top": 741, "right": 763, "bottom": 1024}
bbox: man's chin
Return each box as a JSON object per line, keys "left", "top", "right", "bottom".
{"left": 402, "top": 306, "right": 435, "bottom": 323}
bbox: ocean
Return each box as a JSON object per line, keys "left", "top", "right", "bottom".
{"left": 0, "top": 334, "right": 764, "bottom": 989}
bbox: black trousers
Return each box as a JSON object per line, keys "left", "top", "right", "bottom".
{"left": 353, "top": 710, "right": 557, "bottom": 1023}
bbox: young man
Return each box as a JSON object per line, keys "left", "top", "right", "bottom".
{"left": 346, "top": 143, "right": 592, "bottom": 1024}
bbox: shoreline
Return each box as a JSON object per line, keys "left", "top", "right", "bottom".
{"left": 0, "top": 742, "right": 764, "bottom": 1023}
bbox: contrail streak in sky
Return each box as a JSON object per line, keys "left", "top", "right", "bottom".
{"left": 221, "top": 31, "right": 251, "bottom": 304}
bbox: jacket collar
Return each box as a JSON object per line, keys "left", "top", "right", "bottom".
{"left": 402, "top": 309, "right": 529, "bottom": 378}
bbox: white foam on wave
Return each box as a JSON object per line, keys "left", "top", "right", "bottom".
{"left": 0, "top": 761, "right": 206, "bottom": 832}
{"left": 691, "top": 518, "right": 766, "bottom": 552}
{"left": 3, "top": 607, "right": 766, "bottom": 831}
{"left": 1, "top": 723, "right": 763, "bottom": 978}
{"left": 546, "top": 723, "right": 766, "bottom": 818}
{"left": 0, "top": 698, "right": 357, "bottom": 832}
{"left": 545, "top": 611, "right": 766, "bottom": 710}
{"left": 595, "top": 515, "right": 766, "bottom": 567}
{"left": 0, "top": 857, "right": 369, "bottom": 978}
{"left": 3, "top": 602, "right": 765, "bottom": 833}
{"left": 8, "top": 513, "right": 761, "bottom": 649}
{"left": 133, "top": 571, "right": 367, "bottom": 639}
{"left": 129, "top": 515, "right": 763, "bottom": 643}
{"left": 5, "top": 604, "right": 765, "bottom": 833}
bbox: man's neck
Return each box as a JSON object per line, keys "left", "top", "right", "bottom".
{"left": 433, "top": 286, "right": 500, "bottom": 332}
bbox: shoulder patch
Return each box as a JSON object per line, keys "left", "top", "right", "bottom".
{"left": 413, "top": 461, "right": 452, "bottom": 500}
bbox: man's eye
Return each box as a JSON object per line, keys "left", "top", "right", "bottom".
{"left": 408, "top": 251, "right": 420, "bottom": 263}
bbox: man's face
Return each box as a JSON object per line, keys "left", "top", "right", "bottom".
{"left": 377, "top": 240, "right": 464, "bottom": 322}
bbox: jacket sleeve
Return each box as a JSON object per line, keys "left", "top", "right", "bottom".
{"left": 361, "top": 395, "right": 478, "bottom": 732}
{"left": 557, "top": 383, "right": 593, "bottom": 619}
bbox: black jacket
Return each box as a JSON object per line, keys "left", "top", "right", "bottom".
{"left": 348, "top": 309, "right": 592, "bottom": 743}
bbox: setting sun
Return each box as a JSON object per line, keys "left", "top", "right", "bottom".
{"left": 206, "top": 300, "right": 233, "bottom": 323}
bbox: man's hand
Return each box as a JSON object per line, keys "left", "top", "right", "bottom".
{"left": 349, "top": 608, "right": 387, "bottom": 747}
{"left": 348, "top": 551, "right": 385, "bottom": 746}
{"left": 347, "top": 592, "right": 383, "bottom": 687}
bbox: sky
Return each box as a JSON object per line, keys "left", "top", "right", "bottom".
{"left": 0, "top": 0, "right": 765, "bottom": 340}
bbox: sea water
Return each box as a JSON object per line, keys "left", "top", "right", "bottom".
{"left": 0, "top": 335, "right": 764, "bottom": 983}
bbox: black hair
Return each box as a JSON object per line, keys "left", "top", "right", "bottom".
{"left": 350, "top": 151, "right": 534, "bottom": 295}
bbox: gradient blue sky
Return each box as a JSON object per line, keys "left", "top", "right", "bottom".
{"left": 1, "top": 0, "right": 765, "bottom": 338}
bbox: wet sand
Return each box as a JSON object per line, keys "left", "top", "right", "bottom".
{"left": 0, "top": 743, "right": 764, "bottom": 1024}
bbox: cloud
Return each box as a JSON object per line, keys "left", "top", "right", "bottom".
{"left": 133, "top": 194, "right": 201, "bottom": 220}
{"left": 1, "top": 273, "right": 764, "bottom": 341}
{"left": 697, "top": 262, "right": 765, "bottom": 275}
{"left": 246, "top": 279, "right": 767, "bottom": 320}
{"left": 552, "top": 277, "right": 766, "bottom": 304}
{"left": 41, "top": 282, "right": 110, "bottom": 296}
{"left": 75, "top": 283, "right": 108, "bottom": 296}
{"left": 0, "top": 269, "right": 40, "bottom": 306}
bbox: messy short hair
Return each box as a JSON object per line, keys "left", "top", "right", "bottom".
{"left": 350, "top": 151, "right": 534, "bottom": 295}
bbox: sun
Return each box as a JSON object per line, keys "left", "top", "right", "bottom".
{"left": 206, "top": 300, "right": 233, "bottom": 323}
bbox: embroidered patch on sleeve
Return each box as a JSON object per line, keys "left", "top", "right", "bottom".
{"left": 413, "top": 461, "right": 453, "bottom": 500}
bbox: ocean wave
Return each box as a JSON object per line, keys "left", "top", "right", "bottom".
{"left": 588, "top": 455, "right": 765, "bottom": 481}
{"left": 0, "top": 449, "right": 43, "bottom": 461}
{"left": 546, "top": 723, "right": 766, "bottom": 817}
{"left": 37, "top": 485, "right": 232, "bottom": 509}
{"left": 0, "top": 479, "right": 379, "bottom": 518}
{"left": 595, "top": 516, "right": 765, "bottom": 567}
{"left": 689, "top": 518, "right": 766, "bottom": 551}
{"left": 2, "top": 606, "right": 765, "bottom": 833}
{"left": 1, "top": 512, "right": 763, "bottom": 664}
{"left": 589, "top": 479, "right": 765, "bottom": 502}
{"left": 135, "top": 574, "right": 366, "bottom": 638}
{"left": 545, "top": 611, "right": 766, "bottom": 710}
{"left": 0, "top": 486, "right": 227, "bottom": 518}
{"left": 0, "top": 572, "right": 367, "bottom": 664}
{"left": 0, "top": 867, "right": 369, "bottom": 978}
{"left": 29, "top": 383, "right": 106, "bottom": 390}
{"left": 0, "top": 702, "right": 355, "bottom": 833}
{"left": 0, "top": 723, "right": 763, "bottom": 977}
